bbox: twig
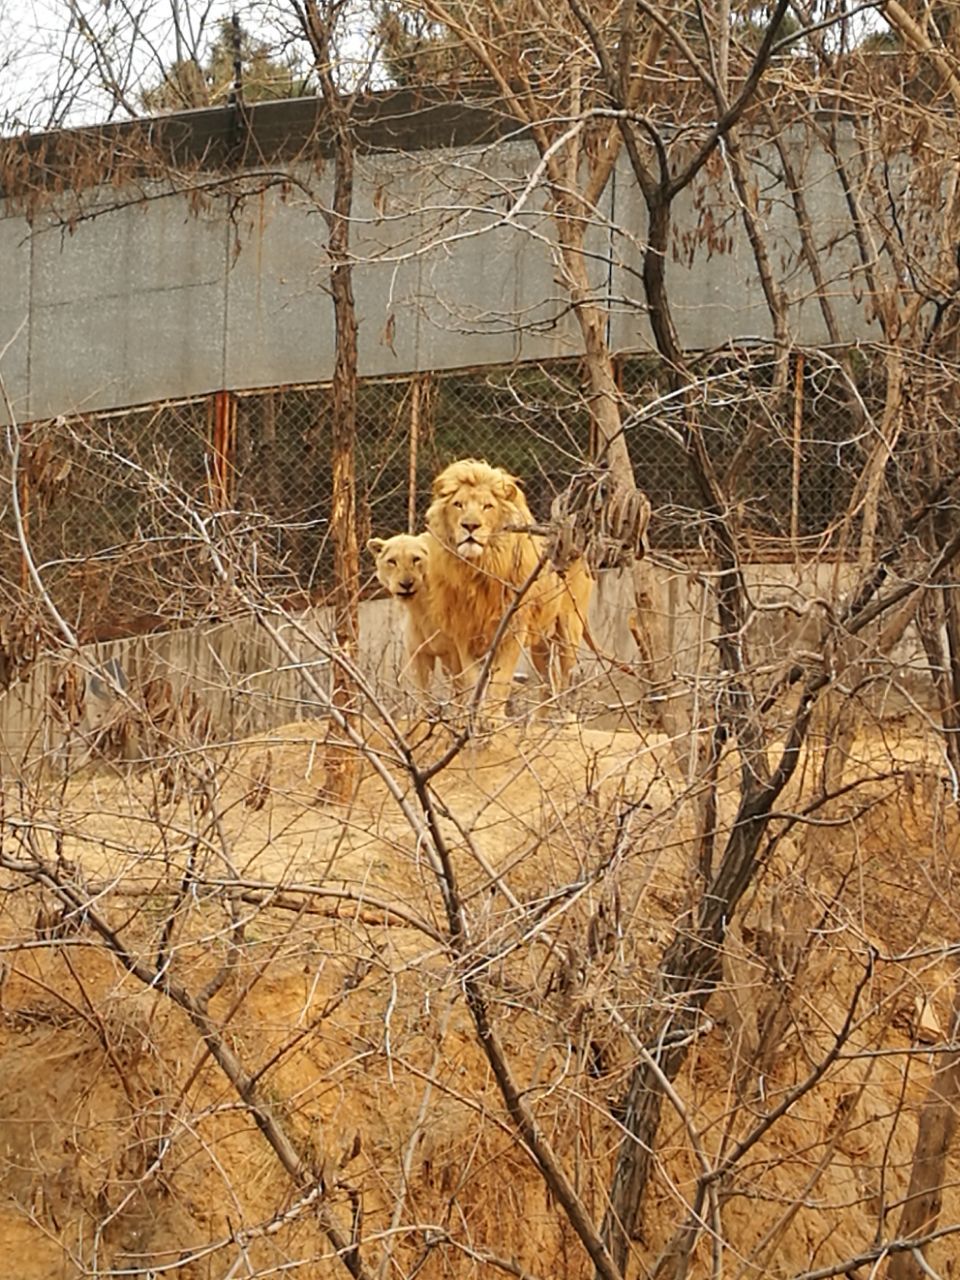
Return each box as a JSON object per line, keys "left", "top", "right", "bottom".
{"left": 791, "top": 1222, "right": 960, "bottom": 1280}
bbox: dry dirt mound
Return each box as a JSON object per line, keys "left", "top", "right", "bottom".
{"left": 0, "top": 716, "right": 957, "bottom": 1278}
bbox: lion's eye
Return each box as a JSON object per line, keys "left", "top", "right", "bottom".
{"left": 483, "top": 502, "right": 494, "bottom": 511}
{"left": 453, "top": 500, "right": 464, "bottom": 509}
{"left": 412, "top": 556, "right": 422, "bottom": 565}
{"left": 387, "top": 559, "right": 397, "bottom": 567}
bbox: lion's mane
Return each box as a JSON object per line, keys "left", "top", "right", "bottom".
{"left": 424, "top": 458, "right": 594, "bottom": 712}
{"left": 425, "top": 459, "right": 549, "bottom": 661}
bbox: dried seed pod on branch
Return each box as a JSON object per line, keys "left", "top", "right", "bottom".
{"left": 546, "top": 464, "right": 652, "bottom": 573}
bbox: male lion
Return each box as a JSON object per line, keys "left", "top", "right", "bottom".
{"left": 425, "top": 458, "right": 594, "bottom": 717}
{"left": 367, "top": 533, "right": 460, "bottom": 693}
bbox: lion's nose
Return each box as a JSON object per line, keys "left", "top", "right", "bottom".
{"left": 461, "top": 519, "right": 481, "bottom": 533}
{"left": 398, "top": 577, "right": 414, "bottom": 591}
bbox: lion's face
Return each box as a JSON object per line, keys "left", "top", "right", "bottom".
{"left": 367, "top": 533, "right": 431, "bottom": 599}
{"left": 427, "top": 460, "right": 530, "bottom": 563}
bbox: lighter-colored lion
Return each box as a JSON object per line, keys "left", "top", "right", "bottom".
{"left": 425, "top": 458, "right": 594, "bottom": 716}
{"left": 367, "top": 533, "right": 461, "bottom": 693}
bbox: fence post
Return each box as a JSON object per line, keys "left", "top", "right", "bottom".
{"left": 408, "top": 376, "right": 421, "bottom": 533}
{"left": 17, "top": 423, "right": 31, "bottom": 593}
{"left": 208, "top": 390, "right": 238, "bottom": 509}
{"left": 791, "top": 352, "right": 804, "bottom": 556}
{"left": 406, "top": 373, "right": 435, "bottom": 533}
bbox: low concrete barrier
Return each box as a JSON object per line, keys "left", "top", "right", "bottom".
{"left": 0, "top": 562, "right": 935, "bottom": 774}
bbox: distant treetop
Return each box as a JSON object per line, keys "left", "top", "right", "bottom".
{"left": 141, "top": 17, "right": 313, "bottom": 113}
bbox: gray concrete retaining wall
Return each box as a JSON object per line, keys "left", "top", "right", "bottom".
{"left": 0, "top": 560, "right": 934, "bottom": 776}
{"left": 1, "top": 115, "right": 878, "bottom": 423}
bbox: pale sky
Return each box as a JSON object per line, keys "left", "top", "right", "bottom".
{"left": 1, "top": 1, "right": 891, "bottom": 137}
{"left": 1, "top": 0, "right": 378, "bottom": 133}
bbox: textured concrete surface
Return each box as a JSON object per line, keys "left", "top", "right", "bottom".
{"left": 0, "top": 561, "right": 933, "bottom": 774}
{"left": 1, "top": 118, "right": 878, "bottom": 423}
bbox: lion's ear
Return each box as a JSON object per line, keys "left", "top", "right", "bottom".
{"left": 367, "top": 538, "right": 386, "bottom": 557}
{"left": 497, "top": 475, "right": 522, "bottom": 505}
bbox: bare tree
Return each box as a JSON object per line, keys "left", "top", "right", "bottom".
{"left": 370, "top": 3, "right": 960, "bottom": 1274}
{"left": 293, "top": 0, "right": 368, "bottom": 801}
{"left": 7, "top": 3, "right": 960, "bottom": 1279}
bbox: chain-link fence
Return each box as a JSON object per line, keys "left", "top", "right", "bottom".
{"left": 621, "top": 349, "right": 872, "bottom": 552}
{"left": 233, "top": 361, "right": 595, "bottom": 590}
{"left": 0, "top": 350, "right": 877, "bottom": 641}
{"left": 0, "top": 399, "right": 211, "bottom": 634}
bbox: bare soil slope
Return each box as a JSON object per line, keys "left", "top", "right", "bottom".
{"left": 0, "top": 716, "right": 957, "bottom": 1279}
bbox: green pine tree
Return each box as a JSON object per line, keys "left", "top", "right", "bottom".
{"left": 141, "top": 18, "right": 312, "bottom": 113}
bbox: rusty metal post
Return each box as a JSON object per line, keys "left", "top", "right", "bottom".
{"left": 17, "top": 428, "right": 30, "bottom": 593}
{"left": 208, "top": 390, "right": 238, "bottom": 508}
{"left": 408, "top": 375, "right": 421, "bottom": 533}
{"left": 790, "top": 352, "right": 804, "bottom": 553}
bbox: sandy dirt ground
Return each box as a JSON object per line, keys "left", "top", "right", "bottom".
{"left": 0, "top": 710, "right": 958, "bottom": 1279}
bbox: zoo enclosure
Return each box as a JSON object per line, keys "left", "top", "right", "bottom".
{"left": 3, "top": 349, "right": 873, "bottom": 642}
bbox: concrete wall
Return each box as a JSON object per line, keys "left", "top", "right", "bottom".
{"left": 0, "top": 118, "right": 879, "bottom": 423}
{"left": 0, "top": 561, "right": 933, "bottom": 775}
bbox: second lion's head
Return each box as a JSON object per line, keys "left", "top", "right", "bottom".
{"left": 367, "top": 532, "right": 431, "bottom": 600}
{"left": 426, "top": 459, "right": 533, "bottom": 563}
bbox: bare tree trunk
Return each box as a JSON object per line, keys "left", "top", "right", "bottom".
{"left": 261, "top": 390, "right": 279, "bottom": 523}
{"left": 722, "top": 129, "right": 789, "bottom": 400}
{"left": 889, "top": 970, "right": 960, "bottom": 1279}
{"left": 299, "top": 0, "right": 361, "bottom": 802}
{"left": 556, "top": 224, "right": 634, "bottom": 483}
{"left": 584, "top": 6, "right": 794, "bottom": 1268}
{"left": 919, "top": 569, "right": 960, "bottom": 821}
{"left": 325, "top": 219, "right": 361, "bottom": 799}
